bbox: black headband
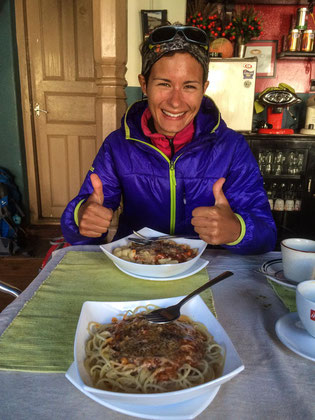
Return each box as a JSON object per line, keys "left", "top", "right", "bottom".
{"left": 141, "top": 27, "right": 210, "bottom": 79}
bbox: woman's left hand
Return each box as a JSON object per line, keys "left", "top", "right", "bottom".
{"left": 191, "top": 178, "right": 241, "bottom": 245}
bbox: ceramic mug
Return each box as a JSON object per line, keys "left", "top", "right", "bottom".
{"left": 281, "top": 238, "right": 315, "bottom": 283}
{"left": 296, "top": 280, "right": 315, "bottom": 338}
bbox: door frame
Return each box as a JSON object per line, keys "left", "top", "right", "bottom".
{"left": 15, "top": 0, "right": 43, "bottom": 224}
{"left": 14, "top": 0, "right": 127, "bottom": 224}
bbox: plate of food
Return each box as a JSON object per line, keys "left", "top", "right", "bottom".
{"left": 100, "top": 227, "right": 207, "bottom": 279}
{"left": 113, "top": 258, "right": 209, "bottom": 281}
{"left": 69, "top": 296, "right": 244, "bottom": 418}
{"left": 66, "top": 362, "right": 220, "bottom": 419}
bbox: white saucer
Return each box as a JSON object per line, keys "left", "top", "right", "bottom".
{"left": 114, "top": 258, "right": 209, "bottom": 281}
{"left": 260, "top": 259, "right": 297, "bottom": 289}
{"left": 275, "top": 312, "right": 315, "bottom": 362}
{"left": 66, "top": 362, "right": 220, "bottom": 419}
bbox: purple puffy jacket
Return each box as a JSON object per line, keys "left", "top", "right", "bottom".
{"left": 61, "top": 96, "right": 277, "bottom": 254}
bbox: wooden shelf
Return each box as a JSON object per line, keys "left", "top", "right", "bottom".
{"left": 277, "top": 51, "right": 315, "bottom": 59}
{"left": 262, "top": 174, "right": 302, "bottom": 179}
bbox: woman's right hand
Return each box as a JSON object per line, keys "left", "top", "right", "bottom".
{"left": 78, "top": 173, "right": 113, "bottom": 237}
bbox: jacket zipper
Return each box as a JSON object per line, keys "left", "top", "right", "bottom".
{"left": 123, "top": 98, "right": 220, "bottom": 233}
{"left": 125, "top": 133, "right": 182, "bottom": 234}
{"left": 169, "top": 161, "right": 176, "bottom": 234}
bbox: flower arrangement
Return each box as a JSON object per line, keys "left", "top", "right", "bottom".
{"left": 186, "top": 5, "right": 263, "bottom": 45}
{"left": 186, "top": 12, "right": 236, "bottom": 42}
{"left": 230, "top": 7, "right": 263, "bottom": 45}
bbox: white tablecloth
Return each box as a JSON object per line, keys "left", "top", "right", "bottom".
{"left": 0, "top": 246, "right": 314, "bottom": 420}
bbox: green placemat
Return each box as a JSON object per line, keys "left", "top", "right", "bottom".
{"left": 267, "top": 279, "right": 296, "bottom": 312}
{"left": 0, "top": 251, "right": 215, "bottom": 373}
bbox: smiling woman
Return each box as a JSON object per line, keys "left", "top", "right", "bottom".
{"left": 61, "top": 24, "right": 277, "bottom": 256}
{"left": 138, "top": 52, "right": 208, "bottom": 138}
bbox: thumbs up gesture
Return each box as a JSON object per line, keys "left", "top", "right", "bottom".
{"left": 78, "top": 173, "right": 113, "bottom": 238}
{"left": 191, "top": 178, "right": 241, "bottom": 245}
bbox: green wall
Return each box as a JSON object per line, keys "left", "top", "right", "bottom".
{"left": 125, "top": 86, "right": 143, "bottom": 106}
{"left": 0, "top": 0, "right": 28, "bottom": 212}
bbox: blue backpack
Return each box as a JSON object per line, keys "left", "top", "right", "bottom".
{"left": 0, "top": 167, "right": 25, "bottom": 254}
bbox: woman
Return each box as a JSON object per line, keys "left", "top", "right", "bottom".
{"left": 61, "top": 25, "right": 276, "bottom": 254}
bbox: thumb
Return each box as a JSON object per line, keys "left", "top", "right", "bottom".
{"left": 213, "top": 177, "right": 229, "bottom": 206}
{"left": 89, "top": 173, "right": 104, "bottom": 205}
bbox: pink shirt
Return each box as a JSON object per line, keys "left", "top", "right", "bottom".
{"left": 141, "top": 108, "right": 195, "bottom": 159}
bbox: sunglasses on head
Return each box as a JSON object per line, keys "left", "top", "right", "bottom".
{"left": 149, "top": 26, "right": 209, "bottom": 48}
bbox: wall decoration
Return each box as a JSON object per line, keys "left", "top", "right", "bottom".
{"left": 141, "top": 10, "right": 168, "bottom": 41}
{"left": 244, "top": 40, "right": 278, "bottom": 78}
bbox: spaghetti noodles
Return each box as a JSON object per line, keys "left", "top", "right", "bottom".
{"left": 84, "top": 306, "right": 224, "bottom": 393}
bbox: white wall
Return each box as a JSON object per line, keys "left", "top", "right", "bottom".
{"left": 126, "top": 0, "right": 186, "bottom": 87}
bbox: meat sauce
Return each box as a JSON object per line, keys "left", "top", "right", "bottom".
{"left": 106, "top": 315, "right": 207, "bottom": 382}
{"left": 131, "top": 240, "right": 197, "bottom": 264}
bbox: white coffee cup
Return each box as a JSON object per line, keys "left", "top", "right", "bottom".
{"left": 296, "top": 280, "right": 315, "bottom": 338}
{"left": 281, "top": 238, "right": 315, "bottom": 283}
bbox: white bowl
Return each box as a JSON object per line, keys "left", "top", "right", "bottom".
{"left": 100, "top": 227, "right": 207, "bottom": 278}
{"left": 74, "top": 296, "right": 244, "bottom": 407}
{"left": 281, "top": 238, "right": 315, "bottom": 283}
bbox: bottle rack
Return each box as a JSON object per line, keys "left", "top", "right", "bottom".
{"left": 246, "top": 134, "right": 315, "bottom": 245}
{"left": 256, "top": 148, "right": 308, "bottom": 179}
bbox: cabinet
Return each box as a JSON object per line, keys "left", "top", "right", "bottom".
{"left": 246, "top": 134, "right": 315, "bottom": 247}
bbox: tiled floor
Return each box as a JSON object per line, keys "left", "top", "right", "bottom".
{"left": 0, "top": 224, "right": 63, "bottom": 312}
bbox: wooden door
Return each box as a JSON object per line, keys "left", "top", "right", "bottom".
{"left": 15, "top": 0, "right": 127, "bottom": 224}
{"left": 25, "top": 0, "right": 98, "bottom": 218}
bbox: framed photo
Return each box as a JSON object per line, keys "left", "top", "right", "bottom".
{"left": 244, "top": 40, "right": 278, "bottom": 78}
{"left": 141, "top": 10, "right": 168, "bottom": 41}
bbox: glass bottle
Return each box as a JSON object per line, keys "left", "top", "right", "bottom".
{"left": 274, "top": 182, "right": 285, "bottom": 211}
{"left": 294, "top": 183, "right": 302, "bottom": 211}
{"left": 258, "top": 152, "right": 265, "bottom": 174}
{"left": 297, "top": 153, "right": 304, "bottom": 174}
{"left": 284, "top": 183, "right": 295, "bottom": 211}
{"left": 287, "top": 151, "right": 296, "bottom": 174}
{"left": 265, "top": 182, "right": 273, "bottom": 210}
{"left": 265, "top": 150, "right": 273, "bottom": 175}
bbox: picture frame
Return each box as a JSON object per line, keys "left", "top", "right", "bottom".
{"left": 244, "top": 40, "right": 278, "bottom": 78}
{"left": 141, "top": 10, "right": 168, "bottom": 41}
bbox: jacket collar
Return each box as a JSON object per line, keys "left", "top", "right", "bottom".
{"left": 123, "top": 96, "right": 223, "bottom": 142}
